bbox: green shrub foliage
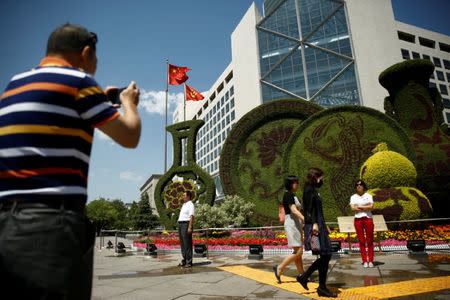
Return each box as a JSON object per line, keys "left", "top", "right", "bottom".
{"left": 195, "top": 195, "right": 255, "bottom": 228}
{"left": 368, "top": 187, "right": 433, "bottom": 222}
{"left": 220, "top": 99, "right": 322, "bottom": 224}
{"left": 284, "top": 106, "right": 415, "bottom": 221}
{"left": 379, "top": 59, "right": 450, "bottom": 215}
{"left": 361, "top": 143, "right": 417, "bottom": 188}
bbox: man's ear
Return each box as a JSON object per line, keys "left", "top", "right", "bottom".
{"left": 81, "top": 45, "right": 94, "bottom": 62}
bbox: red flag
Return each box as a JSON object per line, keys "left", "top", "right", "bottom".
{"left": 168, "top": 64, "right": 189, "bottom": 85}
{"left": 185, "top": 84, "right": 204, "bottom": 101}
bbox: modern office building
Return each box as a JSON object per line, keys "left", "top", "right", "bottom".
{"left": 172, "top": 0, "right": 450, "bottom": 198}
{"left": 139, "top": 174, "right": 162, "bottom": 215}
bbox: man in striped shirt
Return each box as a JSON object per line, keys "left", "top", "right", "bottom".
{"left": 0, "top": 24, "right": 141, "bottom": 299}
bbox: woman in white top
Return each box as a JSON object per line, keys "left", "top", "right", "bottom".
{"left": 350, "top": 180, "right": 375, "bottom": 268}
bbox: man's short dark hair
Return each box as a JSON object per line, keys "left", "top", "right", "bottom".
{"left": 184, "top": 190, "right": 193, "bottom": 200}
{"left": 46, "top": 23, "right": 97, "bottom": 55}
{"left": 284, "top": 175, "right": 299, "bottom": 191}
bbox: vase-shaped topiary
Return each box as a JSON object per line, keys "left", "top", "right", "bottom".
{"left": 154, "top": 120, "right": 216, "bottom": 229}
{"left": 379, "top": 59, "right": 450, "bottom": 217}
{"left": 360, "top": 143, "right": 432, "bottom": 222}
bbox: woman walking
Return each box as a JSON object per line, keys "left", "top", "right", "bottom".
{"left": 350, "top": 180, "right": 375, "bottom": 268}
{"left": 273, "top": 176, "right": 305, "bottom": 283}
{"left": 297, "top": 168, "right": 336, "bottom": 298}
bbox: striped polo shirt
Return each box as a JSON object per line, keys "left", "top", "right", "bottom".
{"left": 0, "top": 57, "right": 119, "bottom": 203}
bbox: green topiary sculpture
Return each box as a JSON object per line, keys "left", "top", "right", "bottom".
{"left": 360, "top": 143, "right": 433, "bottom": 222}
{"left": 360, "top": 142, "right": 417, "bottom": 188}
{"left": 154, "top": 120, "right": 215, "bottom": 229}
{"left": 379, "top": 59, "right": 450, "bottom": 217}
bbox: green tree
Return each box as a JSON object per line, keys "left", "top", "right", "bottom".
{"left": 109, "top": 199, "right": 130, "bottom": 229}
{"left": 195, "top": 195, "right": 255, "bottom": 228}
{"left": 130, "top": 193, "right": 160, "bottom": 230}
{"left": 86, "top": 198, "right": 119, "bottom": 235}
{"left": 220, "top": 195, "right": 255, "bottom": 227}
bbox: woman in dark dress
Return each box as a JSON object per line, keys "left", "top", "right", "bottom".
{"left": 296, "top": 167, "right": 336, "bottom": 298}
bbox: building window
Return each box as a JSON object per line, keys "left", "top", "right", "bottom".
{"left": 230, "top": 98, "right": 235, "bottom": 108}
{"left": 443, "top": 98, "right": 450, "bottom": 109}
{"left": 422, "top": 54, "right": 431, "bottom": 61}
{"left": 411, "top": 52, "right": 420, "bottom": 59}
{"left": 418, "top": 37, "right": 435, "bottom": 49}
{"left": 226, "top": 103, "right": 230, "bottom": 113}
{"left": 217, "top": 82, "right": 224, "bottom": 94}
{"left": 437, "top": 71, "right": 445, "bottom": 81}
{"left": 397, "top": 31, "right": 415, "bottom": 43}
{"left": 222, "top": 131, "right": 226, "bottom": 140}
{"left": 225, "top": 91, "right": 229, "bottom": 101}
{"left": 222, "top": 120, "right": 225, "bottom": 128}
{"left": 439, "top": 42, "right": 450, "bottom": 53}
{"left": 439, "top": 84, "right": 448, "bottom": 95}
{"left": 221, "top": 97, "right": 224, "bottom": 106}
{"left": 446, "top": 73, "right": 450, "bottom": 82}
{"left": 225, "top": 71, "right": 233, "bottom": 83}
{"left": 429, "top": 82, "right": 436, "bottom": 88}
{"left": 444, "top": 59, "right": 450, "bottom": 70}
{"left": 446, "top": 112, "right": 450, "bottom": 123}
{"left": 401, "top": 49, "right": 410, "bottom": 60}
{"left": 231, "top": 110, "right": 235, "bottom": 121}
{"left": 433, "top": 57, "right": 442, "bottom": 68}
{"left": 230, "top": 86, "right": 234, "bottom": 96}
{"left": 226, "top": 115, "right": 230, "bottom": 125}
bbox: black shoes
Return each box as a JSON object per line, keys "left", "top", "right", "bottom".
{"left": 317, "top": 287, "right": 337, "bottom": 298}
{"left": 178, "top": 262, "right": 186, "bottom": 267}
{"left": 272, "top": 265, "right": 281, "bottom": 283}
{"left": 296, "top": 273, "right": 309, "bottom": 290}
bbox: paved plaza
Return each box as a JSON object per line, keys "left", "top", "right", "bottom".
{"left": 92, "top": 238, "right": 450, "bottom": 299}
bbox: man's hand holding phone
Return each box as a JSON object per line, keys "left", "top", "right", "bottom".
{"left": 105, "top": 81, "right": 140, "bottom": 108}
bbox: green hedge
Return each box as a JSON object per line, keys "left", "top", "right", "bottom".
{"left": 154, "top": 120, "right": 215, "bottom": 229}
{"left": 284, "top": 106, "right": 415, "bottom": 221}
{"left": 368, "top": 187, "right": 433, "bottom": 222}
{"left": 219, "top": 99, "right": 323, "bottom": 223}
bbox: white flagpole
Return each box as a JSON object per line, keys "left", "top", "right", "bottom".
{"left": 184, "top": 83, "right": 187, "bottom": 122}
{"left": 164, "top": 59, "right": 169, "bottom": 173}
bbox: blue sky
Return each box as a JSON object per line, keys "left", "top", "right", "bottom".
{"left": 1, "top": 0, "right": 449, "bottom": 203}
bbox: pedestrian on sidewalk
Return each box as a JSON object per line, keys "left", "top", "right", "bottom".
{"left": 297, "top": 167, "right": 337, "bottom": 298}
{"left": 273, "top": 176, "right": 305, "bottom": 283}
{"left": 0, "top": 23, "right": 141, "bottom": 299}
{"left": 178, "top": 191, "right": 195, "bottom": 268}
{"left": 350, "top": 179, "right": 375, "bottom": 268}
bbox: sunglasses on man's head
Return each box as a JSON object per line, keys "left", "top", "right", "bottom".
{"left": 84, "top": 32, "right": 98, "bottom": 50}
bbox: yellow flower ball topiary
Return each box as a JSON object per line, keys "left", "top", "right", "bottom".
{"left": 360, "top": 143, "right": 417, "bottom": 188}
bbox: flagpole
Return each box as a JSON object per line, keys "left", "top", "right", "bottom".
{"left": 183, "top": 83, "right": 187, "bottom": 122}
{"left": 164, "top": 58, "right": 169, "bottom": 173}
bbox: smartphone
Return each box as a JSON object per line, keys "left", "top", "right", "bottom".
{"left": 106, "top": 87, "right": 126, "bottom": 105}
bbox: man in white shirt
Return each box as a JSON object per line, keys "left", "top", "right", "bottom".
{"left": 178, "top": 191, "right": 195, "bottom": 268}
{"left": 350, "top": 180, "right": 375, "bottom": 268}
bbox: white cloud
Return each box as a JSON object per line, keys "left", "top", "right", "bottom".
{"left": 120, "top": 170, "right": 144, "bottom": 182}
{"left": 139, "top": 89, "right": 184, "bottom": 115}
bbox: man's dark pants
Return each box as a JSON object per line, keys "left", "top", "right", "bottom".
{"left": 178, "top": 221, "right": 192, "bottom": 265}
{"left": 0, "top": 202, "right": 95, "bottom": 300}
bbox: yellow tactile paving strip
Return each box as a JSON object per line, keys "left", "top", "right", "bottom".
{"left": 218, "top": 265, "right": 450, "bottom": 299}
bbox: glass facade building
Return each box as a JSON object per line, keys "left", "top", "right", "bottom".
{"left": 258, "top": 0, "right": 360, "bottom": 107}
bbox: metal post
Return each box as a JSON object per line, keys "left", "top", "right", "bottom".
{"left": 164, "top": 59, "right": 169, "bottom": 172}
{"left": 115, "top": 231, "right": 118, "bottom": 252}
